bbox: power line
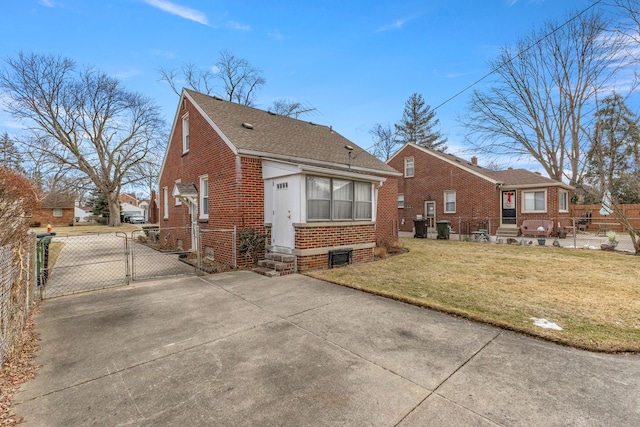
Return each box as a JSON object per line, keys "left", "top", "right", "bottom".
{"left": 432, "top": 0, "right": 604, "bottom": 112}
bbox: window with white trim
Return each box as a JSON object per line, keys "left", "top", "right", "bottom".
{"left": 306, "top": 176, "right": 372, "bottom": 221}
{"left": 163, "top": 187, "right": 169, "bottom": 219}
{"left": 444, "top": 191, "right": 456, "bottom": 213}
{"left": 53, "top": 208, "right": 63, "bottom": 217}
{"left": 404, "top": 157, "right": 414, "bottom": 178}
{"left": 175, "top": 179, "right": 182, "bottom": 206}
{"left": 182, "top": 113, "right": 189, "bottom": 153}
{"left": 200, "top": 175, "right": 209, "bottom": 220}
{"left": 398, "top": 194, "right": 405, "bottom": 208}
{"left": 559, "top": 190, "right": 569, "bottom": 212}
{"left": 523, "top": 190, "right": 547, "bottom": 212}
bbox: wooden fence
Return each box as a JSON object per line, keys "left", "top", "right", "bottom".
{"left": 571, "top": 204, "right": 640, "bottom": 232}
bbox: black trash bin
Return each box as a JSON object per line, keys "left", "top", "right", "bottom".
{"left": 413, "top": 218, "right": 428, "bottom": 238}
{"left": 36, "top": 232, "right": 56, "bottom": 286}
{"left": 436, "top": 220, "right": 451, "bottom": 240}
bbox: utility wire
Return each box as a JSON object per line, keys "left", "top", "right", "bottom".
{"left": 432, "top": 0, "right": 604, "bottom": 112}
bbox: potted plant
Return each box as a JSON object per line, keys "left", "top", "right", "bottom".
{"left": 601, "top": 230, "right": 618, "bottom": 251}
{"left": 536, "top": 226, "right": 546, "bottom": 246}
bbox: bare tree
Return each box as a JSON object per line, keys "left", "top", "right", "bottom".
{"left": 160, "top": 50, "right": 266, "bottom": 106}
{"left": 158, "top": 62, "right": 217, "bottom": 96}
{"left": 269, "top": 99, "right": 317, "bottom": 118}
{"left": 461, "top": 9, "right": 633, "bottom": 186}
{"left": 0, "top": 52, "right": 165, "bottom": 226}
{"left": 369, "top": 123, "right": 399, "bottom": 161}
{"left": 216, "top": 50, "right": 265, "bottom": 106}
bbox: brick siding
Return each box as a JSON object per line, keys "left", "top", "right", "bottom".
{"left": 388, "top": 145, "right": 570, "bottom": 235}
{"left": 160, "top": 94, "right": 399, "bottom": 271}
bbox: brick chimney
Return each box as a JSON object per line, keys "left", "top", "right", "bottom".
{"left": 471, "top": 156, "right": 478, "bottom": 166}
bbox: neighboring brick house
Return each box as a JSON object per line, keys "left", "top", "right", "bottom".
{"left": 31, "top": 192, "right": 76, "bottom": 227}
{"left": 387, "top": 143, "right": 573, "bottom": 237}
{"left": 119, "top": 193, "right": 139, "bottom": 206}
{"left": 158, "top": 89, "right": 400, "bottom": 272}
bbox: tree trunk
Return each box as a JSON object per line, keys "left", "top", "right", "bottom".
{"left": 107, "top": 191, "right": 121, "bottom": 227}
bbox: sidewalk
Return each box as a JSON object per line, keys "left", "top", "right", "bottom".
{"left": 400, "top": 230, "right": 637, "bottom": 253}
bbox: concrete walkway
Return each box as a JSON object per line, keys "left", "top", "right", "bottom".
{"left": 14, "top": 272, "right": 640, "bottom": 426}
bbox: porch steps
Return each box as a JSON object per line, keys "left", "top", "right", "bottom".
{"left": 496, "top": 227, "right": 519, "bottom": 238}
{"left": 252, "top": 252, "right": 296, "bottom": 277}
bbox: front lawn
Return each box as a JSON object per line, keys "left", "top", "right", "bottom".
{"left": 307, "top": 238, "right": 640, "bottom": 353}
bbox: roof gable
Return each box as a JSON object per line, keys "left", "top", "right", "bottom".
{"left": 389, "top": 143, "right": 570, "bottom": 188}
{"left": 183, "top": 89, "right": 399, "bottom": 177}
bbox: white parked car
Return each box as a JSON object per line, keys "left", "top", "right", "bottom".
{"left": 128, "top": 215, "right": 145, "bottom": 224}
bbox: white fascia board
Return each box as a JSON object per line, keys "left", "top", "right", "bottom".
{"left": 262, "top": 159, "right": 303, "bottom": 179}
{"left": 502, "top": 182, "right": 574, "bottom": 190}
{"left": 411, "top": 144, "right": 500, "bottom": 184}
{"left": 238, "top": 149, "right": 400, "bottom": 178}
{"left": 158, "top": 92, "right": 186, "bottom": 192}
{"left": 184, "top": 91, "right": 238, "bottom": 156}
{"left": 386, "top": 142, "right": 411, "bottom": 164}
{"left": 299, "top": 164, "right": 387, "bottom": 183}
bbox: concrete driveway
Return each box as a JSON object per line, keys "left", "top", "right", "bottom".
{"left": 14, "top": 271, "right": 640, "bottom": 426}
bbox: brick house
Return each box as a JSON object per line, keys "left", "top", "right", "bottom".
{"left": 31, "top": 192, "right": 76, "bottom": 227}
{"left": 158, "top": 89, "right": 400, "bottom": 272}
{"left": 387, "top": 143, "right": 573, "bottom": 237}
{"left": 119, "top": 192, "right": 139, "bottom": 206}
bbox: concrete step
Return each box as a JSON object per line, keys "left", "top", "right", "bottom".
{"left": 265, "top": 252, "right": 295, "bottom": 263}
{"left": 257, "top": 259, "right": 294, "bottom": 271}
{"left": 496, "top": 228, "right": 519, "bottom": 237}
{"left": 252, "top": 267, "right": 280, "bottom": 277}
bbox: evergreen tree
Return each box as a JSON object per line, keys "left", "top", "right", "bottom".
{"left": 0, "top": 132, "right": 23, "bottom": 171}
{"left": 87, "top": 191, "right": 111, "bottom": 218}
{"left": 585, "top": 94, "right": 640, "bottom": 203}
{"left": 395, "top": 93, "right": 447, "bottom": 151}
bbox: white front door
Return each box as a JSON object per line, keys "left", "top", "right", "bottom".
{"left": 272, "top": 179, "right": 293, "bottom": 252}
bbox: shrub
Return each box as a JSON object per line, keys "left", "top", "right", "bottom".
{"left": 239, "top": 228, "right": 266, "bottom": 264}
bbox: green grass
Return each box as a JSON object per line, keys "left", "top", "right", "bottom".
{"left": 307, "top": 238, "right": 640, "bottom": 353}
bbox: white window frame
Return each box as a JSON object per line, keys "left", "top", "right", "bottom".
{"left": 174, "top": 179, "right": 182, "bottom": 206}
{"left": 444, "top": 191, "right": 456, "bottom": 213}
{"left": 404, "top": 157, "right": 414, "bottom": 178}
{"left": 559, "top": 189, "right": 569, "bottom": 212}
{"left": 182, "top": 113, "right": 190, "bottom": 153}
{"left": 306, "top": 175, "right": 373, "bottom": 222}
{"left": 163, "top": 186, "right": 169, "bottom": 219}
{"left": 199, "top": 175, "right": 209, "bottom": 220}
{"left": 53, "top": 208, "right": 63, "bottom": 217}
{"left": 522, "top": 189, "right": 547, "bottom": 213}
{"left": 398, "top": 194, "right": 405, "bottom": 209}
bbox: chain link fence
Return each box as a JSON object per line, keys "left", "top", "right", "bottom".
{"left": 404, "top": 215, "right": 639, "bottom": 253}
{"left": 0, "top": 233, "right": 36, "bottom": 366}
{"left": 35, "top": 226, "right": 240, "bottom": 300}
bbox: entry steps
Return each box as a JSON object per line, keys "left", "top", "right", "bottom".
{"left": 253, "top": 252, "right": 296, "bottom": 277}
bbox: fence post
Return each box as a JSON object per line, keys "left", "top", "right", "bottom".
{"left": 196, "top": 224, "right": 202, "bottom": 275}
{"left": 124, "top": 233, "right": 131, "bottom": 284}
{"left": 233, "top": 226, "right": 237, "bottom": 269}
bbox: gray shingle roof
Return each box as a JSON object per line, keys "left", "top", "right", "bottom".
{"left": 402, "top": 144, "right": 570, "bottom": 188}
{"left": 185, "top": 89, "right": 399, "bottom": 176}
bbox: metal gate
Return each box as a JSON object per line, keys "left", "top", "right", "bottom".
{"left": 39, "top": 231, "right": 197, "bottom": 299}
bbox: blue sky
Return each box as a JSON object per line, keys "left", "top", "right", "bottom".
{"left": 1, "top": 0, "right": 593, "bottom": 171}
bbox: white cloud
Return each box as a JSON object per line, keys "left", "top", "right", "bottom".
{"left": 151, "top": 49, "right": 176, "bottom": 59}
{"left": 39, "top": 0, "right": 55, "bottom": 7}
{"left": 113, "top": 68, "right": 142, "bottom": 79}
{"left": 227, "top": 21, "right": 250, "bottom": 31}
{"left": 143, "top": 0, "right": 209, "bottom": 26}
{"left": 377, "top": 19, "right": 406, "bottom": 32}
{"left": 268, "top": 30, "right": 285, "bottom": 41}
